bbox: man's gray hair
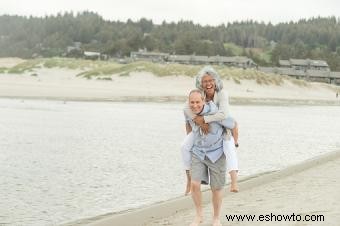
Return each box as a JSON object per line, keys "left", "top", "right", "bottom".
{"left": 188, "top": 89, "right": 205, "bottom": 100}
{"left": 195, "top": 66, "right": 223, "bottom": 92}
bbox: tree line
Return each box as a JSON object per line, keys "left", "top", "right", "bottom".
{"left": 1, "top": 12, "right": 340, "bottom": 70}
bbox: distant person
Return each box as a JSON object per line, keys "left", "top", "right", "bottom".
{"left": 184, "top": 89, "right": 226, "bottom": 226}
{"left": 336, "top": 92, "right": 339, "bottom": 98}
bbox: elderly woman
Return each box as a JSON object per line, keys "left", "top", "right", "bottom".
{"left": 182, "top": 66, "right": 239, "bottom": 195}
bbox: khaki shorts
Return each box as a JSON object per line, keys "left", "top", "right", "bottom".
{"left": 191, "top": 153, "right": 226, "bottom": 190}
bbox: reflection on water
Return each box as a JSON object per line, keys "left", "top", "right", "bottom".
{"left": 0, "top": 98, "right": 339, "bottom": 225}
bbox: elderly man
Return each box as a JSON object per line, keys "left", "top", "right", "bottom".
{"left": 185, "top": 89, "right": 226, "bottom": 226}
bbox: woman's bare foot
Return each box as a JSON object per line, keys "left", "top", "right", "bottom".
{"left": 229, "top": 170, "right": 239, "bottom": 192}
{"left": 189, "top": 215, "right": 203, "bottom": 226}
{"left": 185, "top": 182, "right": 191, "bottom": 195}
{"left": 212, "top": 218, "right": 222, "bottom": 226}
{"left": 230, "top": 182, "right": 239, "bottom": 193}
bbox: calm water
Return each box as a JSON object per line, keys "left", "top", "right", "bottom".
{"left": 0, "top": 98, "right": 339, "bottom": 226}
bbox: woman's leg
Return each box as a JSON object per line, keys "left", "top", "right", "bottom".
{"left": 223, "top": 138, "right": 239, "bottom": 192}
{"left": 221, "top": 117, "right": 239, "bottom": 148}
{"left": 232, "top": 121, "right": 239, "bottom": 147}
{"left": 229, "top": 170, "right": 238, "bottom": 192}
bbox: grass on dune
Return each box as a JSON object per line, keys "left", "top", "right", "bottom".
{"left": 42, "top": 57, "right": 108, "bottom": 70}
{"left": 3, "top": 57, "right": 308, "bottom": 86}
{"left": 216, "top": 66, "right": 285, "bottom": 86}
{"left": 6, "top": 57, "right": 108, "bottom": 74}
{"left": 7, "top": 59, "right": 42, "bottom": 74}
{"left": 77, "top": 61, "right": 201, "bottom": 79}
{"left": 0, "top": 67, "right": 8, "bottom": 73}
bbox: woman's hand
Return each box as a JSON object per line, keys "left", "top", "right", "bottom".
{"left": 193, "top": 115, "right": 205, "bottom": 125}
{"left": 200, "top": 123, "right": 210, "bottom": 134}
{"left": 194, "top": 116, "right": 210, "bottom": 134}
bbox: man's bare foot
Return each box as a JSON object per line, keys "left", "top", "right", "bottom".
{"left": 212, "top": 218, "right": 222, "bottom": 226}
{"left": 230, "top": 183, "right": 239, "bottom": 193}
{"left": 189, "top": 215, "right": 203, "bottom": 226}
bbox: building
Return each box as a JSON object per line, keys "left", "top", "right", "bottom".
{"left": 84, "top": 51, "right": 101, "bottom": 60}
{"left": 279, "top": 59, "right": 330, "bottom": 71}
{"left": 130, "top": 51, "right": 169, "bottom": 62}
{"left": 130, "top": 50, "right": 257, "bottom": 68}
{"left": 167, "top": 54, "right": 257, "bottom": 68}
{"left": 219, "top": 56, "right": 257, "bottom": 68}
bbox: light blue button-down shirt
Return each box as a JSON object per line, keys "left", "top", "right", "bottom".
{"left": 185, "top": 101, "right": 224, "bottom": 163}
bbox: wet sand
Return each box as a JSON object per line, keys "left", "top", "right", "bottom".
{"left": 78, "top": 151, "right": 340, "bottom": 226}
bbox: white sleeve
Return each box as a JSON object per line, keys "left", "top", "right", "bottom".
{"left": 203, "top": 90, "right": 229, "bottom": 123}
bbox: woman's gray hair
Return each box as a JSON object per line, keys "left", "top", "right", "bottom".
{"left": 195, "top": 66, "right": 223, "bottom": 92}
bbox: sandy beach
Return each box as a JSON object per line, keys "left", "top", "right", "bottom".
{"left": 84, "top": 151, "right": 340, "bottom": 226}
{"left": 1, "top": 58, "right": 340, "bottom": 226}
{"left": 0, "top": 58, "right": 339, "bottom": 105}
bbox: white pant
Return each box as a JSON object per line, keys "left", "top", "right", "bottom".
{"left": 181, "top": 132, "right": 238, "bottom": 172}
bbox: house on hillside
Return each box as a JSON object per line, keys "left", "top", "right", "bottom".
{"left": 219, "top": 56, "right": 257, "bottom": 68}
{"left": 130, "top": 51, "right": 169, "bottom": 62}
{"left": 66, "top": 42, "right": 83, "bottom": 57}
{"left": 279, "top": 59, "right": 330, "bottom": 71}
{"left": 129, "top": 50, "right": 257, "bottom": 69}
{"left": 278, "top": 60, "right": 290, "bottom": 68}
{"left": 168, "top": 55, "right": 193, "bottom": 64}
{"left": 168, "top": 55, "right": 211, "bottom": 65}
{"left": 168, "top": 55, "right": 257, "bottom": 68}
{"left": 84, "top": 51, "right": 101, "bottom": 60}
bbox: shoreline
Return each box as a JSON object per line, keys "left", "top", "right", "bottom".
{"left": 1, "top": 96, "right": 339, "bottom": 106}
{"left": 62, "top": 150, "right": 340, "bottom": 226}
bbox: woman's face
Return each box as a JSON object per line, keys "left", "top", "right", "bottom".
{"left": 201, "top": 74, "right": 215, "bottom": 96}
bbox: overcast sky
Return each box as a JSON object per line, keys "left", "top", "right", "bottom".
{"left": 0, "top": 0, "right": 339, "bottom": 25}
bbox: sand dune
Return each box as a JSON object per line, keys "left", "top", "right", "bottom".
{"left": 1, "top": 66, "right": 339, "bottom": 104}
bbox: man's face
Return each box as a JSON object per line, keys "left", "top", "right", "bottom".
{"left": 189, "top": 92, "right": 204, "bottom": 114}
{"left": 201, "top": 74, "right": 215, "bottom": 96}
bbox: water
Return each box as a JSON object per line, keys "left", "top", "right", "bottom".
{"left": 0, "top": 98, "right": 339, "bottom": 226}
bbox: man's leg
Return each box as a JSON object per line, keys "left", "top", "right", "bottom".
{"left": 190, "top": 180, "right": 203, "bottom": 226}
{"left": 181, "top": 132, "right": 194, "bottom": 195}
{"left": 212, "top": 188, "right": 223, "bottom": 226}
{"left": 185, "top": 170, "right": 191, "bottom": 196}
{"left": 208, "top": 154, "right": 226, "bottom": 226}
{"left": 190, "top": 154, "right": 208, "bottom": 226}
